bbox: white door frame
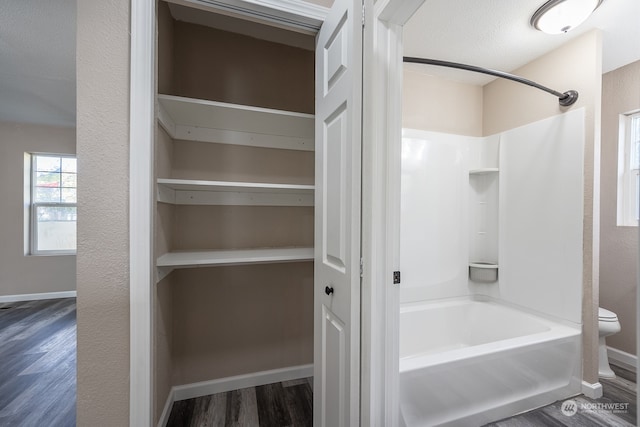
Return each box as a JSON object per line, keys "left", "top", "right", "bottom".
{"left": 360, "top": 0, "right": 424, "bottom": 424}
{"left": 129, "top": 0, "right": 156, "bottom": 425}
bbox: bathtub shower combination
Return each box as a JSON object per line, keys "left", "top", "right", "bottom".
{"left": 400, "top": 298, "right": 581, "bottom": 426}
{"left": 399, "top": 110, "right": 585, "bottom": 426}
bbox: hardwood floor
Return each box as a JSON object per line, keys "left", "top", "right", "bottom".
{"left": 485, "top": 364, "right": 637, "bottom": 427}
{"left": 0, "top": 298, "right": 76, "bottom": 427}
{"left": 166, "top": 378, "right": 313, "bottom": 427}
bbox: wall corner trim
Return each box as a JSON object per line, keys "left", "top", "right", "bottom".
{"left": 581, "top": 380, "right": 603, "bottom": 399}
{"left": 130, "top": 0, "right": 156, "bottom": 425}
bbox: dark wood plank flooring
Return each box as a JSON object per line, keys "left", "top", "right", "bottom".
{"left": 0, "top": 298, "right": 76, "bottom": 427}
{"left": 485, "top": 364, "right": 637, "bottom": 426}
{"left": 167, "top": 378, "right": 313, "bottom": 427}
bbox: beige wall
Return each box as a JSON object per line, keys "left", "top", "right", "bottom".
{"left": 0, "top": 121, "right": 76, "bottom": 297}
{"left": 171, "top": 140, "right": 315, "bottom": 185}
{"left": 76, "top": 0, "right": 130, "bottom": 424}
{"left": 172, "top": 263, "right": 313, "bottom": 385}
{"left": 600, "top": 60, "right": 640, "bottom": 355}
{"left": 484, "top": 30, "right": 603, "bottom": 384}
{"left": 402, "top": 66, "right": 483, "bottom": 136}
{"left": 483, "top": 31, "right": 602, "bottom": 135}
{"left": 166, "top": 19, "right": 314, "bottom": 114}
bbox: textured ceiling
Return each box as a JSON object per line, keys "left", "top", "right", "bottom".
{"left": 0, "top": 0, "right": 637, "bottom": 126}
{"left": 404, "top": 0, "right": 640, "bottom": 85}
{"left": 0, "top": 0, "right": 76, "bottom": 127}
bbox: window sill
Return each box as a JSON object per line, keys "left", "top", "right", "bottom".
{"left": 27, "top": 252, "right": 77, "bottom": 257}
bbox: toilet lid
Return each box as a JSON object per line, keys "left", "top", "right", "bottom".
{"left": 599, "top": 307, "right": 618, "bottom": 321}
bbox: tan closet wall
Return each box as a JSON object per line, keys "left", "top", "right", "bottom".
{"left": 160, "top": 4, "right": 314, "bottom": 113}
{"left": 155, "top": 3, "right": 315, "bottom": 421}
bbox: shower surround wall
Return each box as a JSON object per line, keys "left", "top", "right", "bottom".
{"left": 401, "top": 108, "right": 585, "bottom": 324}
{"left": 483, "top": 30, "right": 602, "bottom": 384}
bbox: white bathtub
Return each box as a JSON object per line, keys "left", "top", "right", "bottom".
{"left": 399, "top": 297, "right": 581, "bottom": 427}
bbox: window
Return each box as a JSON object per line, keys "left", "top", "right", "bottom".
{"left": 618, "top": 111, "right": 640, "bottom": 226}
{"left": 29, "top": 154, "right": 77, "bottom": 254}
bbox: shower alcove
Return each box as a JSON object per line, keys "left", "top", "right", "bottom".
{"left": 468, "top": 158, "right": 499, "bottom": 282}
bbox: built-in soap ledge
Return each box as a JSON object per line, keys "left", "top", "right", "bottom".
{"left": 469, "top": 262, "right": 498, "bottom": 282}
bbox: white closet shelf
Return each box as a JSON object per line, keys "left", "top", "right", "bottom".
{"left": 469, "top": 168, "right": 499, "bottom": 175}
{"left": 157, "top": 178, "right": 314, "bottom": 206}
{"left": 158, "top": 94, "right": 315, "bottom": 151}
{"left": 157, "top": 247, "right": 314, "bottom": 269}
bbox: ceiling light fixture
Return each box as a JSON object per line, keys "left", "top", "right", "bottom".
{"left": 531, "top": 0, "right": 603, "bottom": 34}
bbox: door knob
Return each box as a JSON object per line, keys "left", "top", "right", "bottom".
{"left": 325, "top": 286, "right": 334, "bottom": 295}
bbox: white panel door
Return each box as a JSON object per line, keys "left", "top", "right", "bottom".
{"left": 314, "top": 0, "right": 362, "bottom": 424}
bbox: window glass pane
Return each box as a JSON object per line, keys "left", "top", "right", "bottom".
{"left": 61, "top": 188, "right": 77, "bottom": 203}
{"left": 36, "top": 205, "right": 77, "bottom": 221}
{"left": 632, "top": 115, "right": 640, "bottom": 169}
{"left": 61, "top": 173, "right": 77, "bottom": 188}
{"left": 636, "top": 172, "right": 639, "bottom": 221}
{"left": 61, "top": 157, "right": 77, "bottom": 173}
{"left": 35, "top": 187, "right": 61, "bottom": 203}
{"left": 35, "top": 206, "right": 77, "bottom": 252}
{"left": 36, "top": 171, "right": 61, "bottom": 188}
{"left": 35, "top": 156, "right": 61, "bottom": 172}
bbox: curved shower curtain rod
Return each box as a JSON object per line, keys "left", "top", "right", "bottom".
{"left": 403, "top": 57, "right": 579, "bottom": 107}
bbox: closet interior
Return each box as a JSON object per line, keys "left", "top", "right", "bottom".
{"left": 153, "top": 1, "right": 316, "bottom": 421}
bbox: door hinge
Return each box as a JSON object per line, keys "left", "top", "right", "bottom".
{"left": 393, "top": 271, "right": 401, "bottom": 284}
{"left": 360, "top": 258, "right": 364, "bottom": 278}
{"left": 362, "top": 4, "right": 365, "bottom": 28}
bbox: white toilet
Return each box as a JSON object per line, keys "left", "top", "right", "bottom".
{"left": 598, "top": 307, "right": 621, "bottom": 378}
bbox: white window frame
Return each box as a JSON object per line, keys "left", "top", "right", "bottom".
{"left": 617, "top": 110, "right": 640, "bottom": 227}
{"left": 617, "top": 111, "right": 640, "bottom": 226}
{"left": 29, "top": 153, "right": 77, "bottom": 255}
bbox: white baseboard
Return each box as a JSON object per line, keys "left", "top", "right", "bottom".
{"left": 607, "top": 346, "right": 637, "bottom": 372}
{"left": 581, "top": 381, "right": 603, "bottom": 399}
{"left": 0, "top": 291, "right": 77, "bottom": 303}
{"left": 157, "top": 364, "right": 313, "bottom": 427}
